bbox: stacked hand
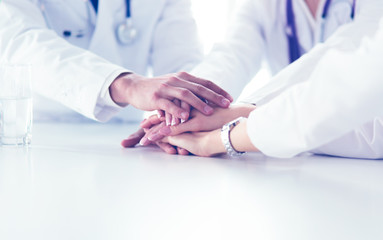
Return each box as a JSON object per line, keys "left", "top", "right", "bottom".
{"left": 122, "top": 104, "right": 257, "bottom": 156}
{"left": 110, "top": 71, "right": 233, "bottom": 120}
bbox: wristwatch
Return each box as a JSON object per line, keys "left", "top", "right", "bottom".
{"left": 220, "top": 117, "right": 246, "bottom": 157}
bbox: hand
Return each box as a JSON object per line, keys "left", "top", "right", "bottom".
{"left": 161, "top": 129, "right": 226, "bottom": 157}
{"left": 165, "top": 99, "right": 190, "bottom": 126}
{"left": 161, "top": 118, "right": 258, "bottom": 157}
{"left": 122, "top": 104, "right": 255, "bottom": 148}
{"left": 157, "top": 104, "right": 257, "bottom": 137}
{"left": 143, "top": 122, "right": 191, "bottom": 155}
{"left": 121, "top": 114, "right": 190, "bottom": 155}
{"left": 121, "top": 128, "right": 146, "bottom": 148}
{"left": 109, "top": 72, "right": 233, "bottom": 120}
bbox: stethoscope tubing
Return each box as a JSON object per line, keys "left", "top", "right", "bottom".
{"left": 126, "top": 0, "right": 131, "bottom": 18}
{"left": 116, "top": 0, "right": 138, "bottom": 45}
{"left": 286, "top": 0, "right": 301, "bottom": 64}
{"left": 287, "top": 0, "right": 356, "bottom": 63}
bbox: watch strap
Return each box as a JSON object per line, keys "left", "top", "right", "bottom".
{"left": 220, "top": 117, "right": 246, "bottom": 157}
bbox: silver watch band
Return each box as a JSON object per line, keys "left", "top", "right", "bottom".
{"left": 220, "top": 117, "right": 246, "bottom": 157}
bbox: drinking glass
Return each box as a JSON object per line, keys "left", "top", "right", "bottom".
{"left": 0, "top": 64, "right": 33, "bottom": 146}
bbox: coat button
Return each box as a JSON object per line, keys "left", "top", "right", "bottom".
{"left": 63, "top": 30, "right": 71, "bottom": 37}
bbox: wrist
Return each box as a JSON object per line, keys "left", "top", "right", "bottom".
{"left": 109, "top": 72, "right": 142, "bottom": 107}
{"left": 220, "top": 104, "right": 256, "bottom": 124}
{"left": 233, "top": 103, "right": 256, "bottom": 118}
{"left": 230, "top": 119, "right": 259, "bottom": 153}
{"left": 221, "top": 117, "right": 247, "bottom": 156}
{"left": 206, "top": 129, "right": 226, "bottom": 156}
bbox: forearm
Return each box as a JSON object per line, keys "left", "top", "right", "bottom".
{"left": 247, "top": 18, "right": 383, "bottom": 158}
{"left": 190, "top": 0, "right": 265, "bottom": 99}
{"left": 230, "top": 120, "right": 259, "bottom": 153}
{"left": 163, "top": 116, "right": 259, "bottom": 157}
{"left": 311, "top": 118, "right": 383, "bottom": 159}
{"left": 0, "top": 1, "right": 128, "bottom": 121}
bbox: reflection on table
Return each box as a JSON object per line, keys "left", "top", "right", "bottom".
{"left": 1, "top": 123, "right": 383, "bottom": 240}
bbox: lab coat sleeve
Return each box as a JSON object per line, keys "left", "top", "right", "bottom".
{"left": 0, "top": 0, "right": 128, "bottom": 122}
{"left": 311, "top": 118, "right": 383, "bottom": 159}
{"left": 239, "top": 0, "right": 383, "bottom": 106}
{"left": 246, "top": 12, "right": 383, "bottom": 158}
{"left": 190, "top": 0, "right": 267, "bottom": 99}
{"left": 150, "top": 0, "right": 203, "bottom": 75}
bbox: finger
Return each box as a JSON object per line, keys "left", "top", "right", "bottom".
{"left": 167, "top": 78, "right": 231, "bottom": 110}
{"left": 156, "top": 142, "right": 177, "bottom": 155}
{"left": 177, "top": 147, "right": 190, "bottom": 156}
{"left": 207, "top": 102, "right": 218, "bottom": 108}
{"left": 121, "top": 128, "right": 146, "bottom": 148}
{"left": 140, "top": 114, "right": 163, "bottom": 128}
{"left": 140, "top": 123, "right": 165, "bottom": 146}
{"left": 165, "top": 112, "right": 172, "bottom": 126}
{"left": 175, "top": 72, "right": 234, "bottom": 102}
{"left": 139, "top": 136, "right": 152, "bottom": 146}
{"left": 171, "top": 99, "right": 181, "bottom": 126}
{"left": 180, "top": 101, "right": 191, "bottom": 113}
{"left": 147, "top": 122, "right": 167, "bottom": 142}
{"left": 157, "top": 110, "right": 165, "bottom": 118}
{"left": 156, "top": 98, "right": 190, "bottom": 120}
{"left": 180, "top": 101, "right": 190, "bottom": 123}
{"left": 157, "top": 86, "right": 214, "bottom": 116}
{"left": 147, "top": 131, "right": 166, "bottom": 142}
{"left": 172, "top": 116, "right": 181, "bottom": 126}
{"left": 159, "top": 119, "right": 200, "bottom": 136}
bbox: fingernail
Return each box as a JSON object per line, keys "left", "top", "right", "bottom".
{"left": 181, "top": 112, "right": 189, "bottom": 120}
{"left": 159, "top": 126, "right": 171, "bottom": 135}
{"left": 148, "top": 133, "right": 159, "bottom": 141}
{"left": 181, "top": 119, "right": 186, "bottom": 124}
{"left": 171, "top": 118, "right": 176, "bottom": 126}
{"left": 166, "top": 119, "right": 170, "bottom": 126}
{"left": 139, "top": 137, "right": 149, "bottom": 146}
{"left": 221, "top": 98, "right": 230, "bottom": 107}
{"left": 157, "top": 112, "right": 161, "bottom": 118}
{"left": 204, "top": 105, "right": 213, "bottom": 114}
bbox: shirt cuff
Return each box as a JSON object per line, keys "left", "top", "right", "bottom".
{"left": 94, "top": 69, "right": 132, "bottom": 122}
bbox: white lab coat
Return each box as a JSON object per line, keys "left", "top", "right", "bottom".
{"left": 0, "top": 0, "right": 202, "bottom": 122}
{"left": 191, "top": 0, "right": 383, "bottom": 159}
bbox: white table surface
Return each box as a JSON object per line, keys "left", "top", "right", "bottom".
{"left": 1, "top": 123, "right": 382, "bottom": 240}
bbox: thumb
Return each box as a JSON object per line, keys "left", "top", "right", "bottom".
{"left": 121, "top": 128, "right": 145, "bottom": 148}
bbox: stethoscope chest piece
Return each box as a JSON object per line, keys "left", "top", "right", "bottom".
{"left": 116, "top": 18, "right": 137, "bottom": 45}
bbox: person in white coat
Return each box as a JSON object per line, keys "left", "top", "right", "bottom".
{"left": 0, "top": 0, "right": 232, "bottom": 124}
{"left": 133, "top": 0, "right": 383, "bottom": 159}
{"left": 158, "top": 17, "right": 383, "bottom": 158}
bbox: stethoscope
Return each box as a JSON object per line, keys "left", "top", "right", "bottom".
{"left": 116, "top": 0, "right": 138, "bottom": 45}
{"left": 286, "top": 0, "right": 356, "bottom": 63}
{"left": 39, "top": 0, "right": 138, "bottom": 45}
